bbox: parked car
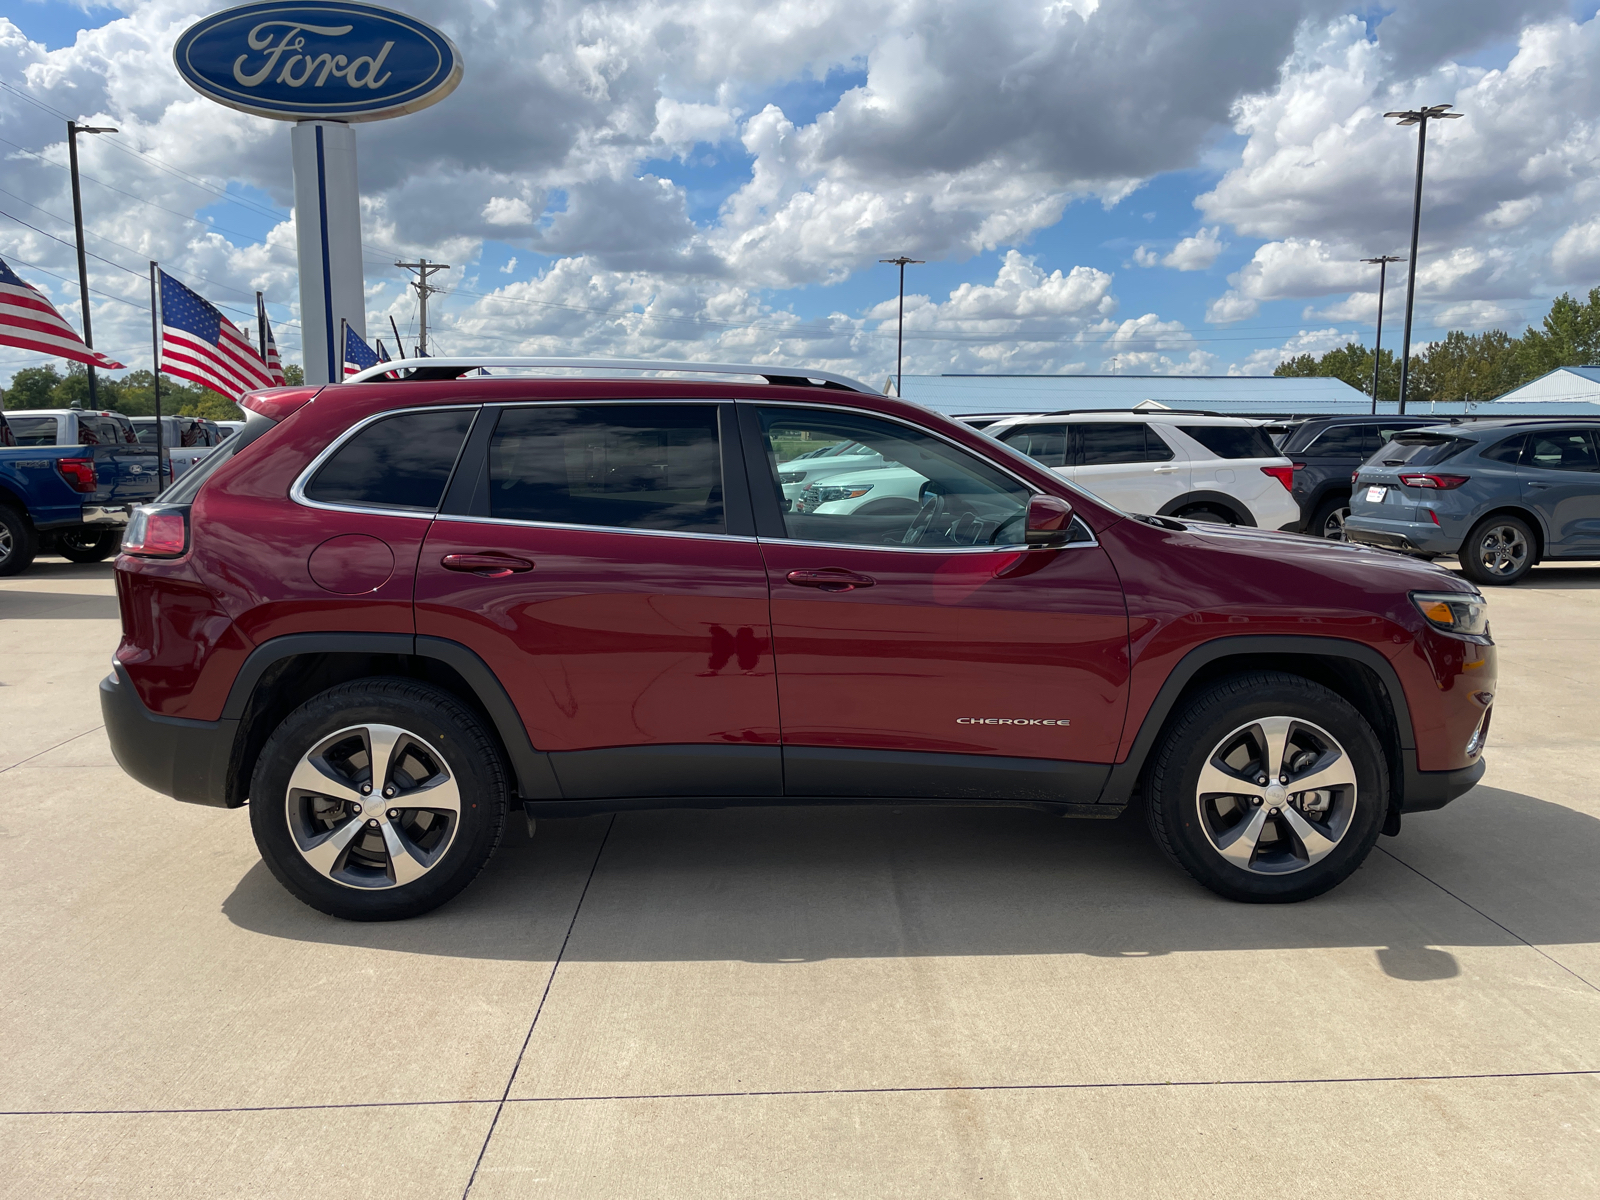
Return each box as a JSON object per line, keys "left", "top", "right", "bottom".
{"left": 216, "top": 420, "right": 247, "bottom": 440}
{"left": 130, "top": 414, "right": 218, "bottom": 480}
{"left": 102, "top": 361, "right": 1493, "bottom": 919}
{"left": 1274, "top": 415, "right": 1439, "bottom": 539}
{"left": 0, "top": 407, "right": 160, "bottom": 573}
{"left": 1345, "top": 419, "right": 1600, "bottom": 585}
{"left": 983, "top": 410, "right": 1300, "bottom": 529}
{"left": 773, "top": 438, "right": 889, "bottom": 508}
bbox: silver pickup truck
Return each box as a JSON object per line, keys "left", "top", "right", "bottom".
{"left": 128, "top": 415, "right": 224, "bottom": 480}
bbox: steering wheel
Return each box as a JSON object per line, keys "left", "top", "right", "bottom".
{"left": 989, "top": 509, "right": 1027, "bottom": 545}
{"left": 902, "top": 493, "right": 947, "bottom": 544}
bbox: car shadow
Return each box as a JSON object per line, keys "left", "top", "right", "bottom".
{"left": 4, "top": 557, "right": 117, "bottom": 581}
{"left": 0, "top": 590, "right": 121, "bottom": 619}
{"left": 221, "top": 785, "right": 1599, "bottom": 980}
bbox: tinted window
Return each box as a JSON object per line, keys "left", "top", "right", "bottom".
{"left": 757, "top": 407, "right": 1037, "bottom": 547}
{"left": 1078, "top": 423, "right": 1148, "bottom": 465}
{"left": 133, "top": 422, "right": 160, "bottom": 446}
{"left": 488, "top": 405, "right": 723, "bottom": 533}
{"left": 306, "top": 409, "right": 475, "bottom": 510}
{"left": 1178, "top": 424, "right": 1280, "bottom": 459}
{"left": 1479, "top": 434, "right": 1527, "bottom": 465}
{"left": 1368, "top": 436, "right": 1471, "bottom": 468}
{"left": 7, "top": 417, "right": 61, "bottom": 446}
{"left": 1527, "top": 430, "right": 1600, "bottom": 472}
{"left": 1304, "top": 424, "right": 1367, "bottom": 456}
{"left": 1142, "top": 426, "right": 1175, "bottom": 462}
{"left": 998, "top": 423, "right": 1068, "bottom": 468}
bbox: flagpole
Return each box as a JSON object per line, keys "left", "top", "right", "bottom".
{"left": 389, "top": 315, "right": 406, "bottom": 358}
{"left": 148, "top": 262, "right": 166, "bottom": 490}
{"left": 338, "top": 318, "right": 347, "bottom": 381}
{"left": 257, "top": 291, "right": 268, "bottom": 364}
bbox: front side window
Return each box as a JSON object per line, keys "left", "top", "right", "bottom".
{"left": 1527, "top": 430, "right": 1600, "bottom": 472}
{"left": 1305, "top": 424, "right": 1367, "bottom": 456}
{"left": 305, "top": 408, "right": 476, "bottom": 511}
{"left": 487, "top": 404, "right": 723, "bottom": 533}
{"left": 1178, "top": 424, "right": 1280, "bottom": 460}
{"left": 756, "top": 407, "right": 1034, "bottom": 548}
{"left": 998, "top": 423, "right": 1068, "bottom": 468}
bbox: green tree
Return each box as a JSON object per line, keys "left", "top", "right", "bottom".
{"left": 1515, "top": 287, "right": 1600, "bottom": 380}
{"left": 283, "top": 363, "right": 304, "bottom": 386}
{"left": 3, "top": 366, "right": 64, "bottom": 409}
{"left": 1274, "top": 342, "right": 1401, "bottom": 403}
{"left": 1409, "top": 329, "right": 1521, "bottom": 404}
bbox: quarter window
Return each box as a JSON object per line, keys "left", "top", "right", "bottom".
{"left": 1479, "top": 434, "right": 1527, "bottom": 465}
{"left": 487, "top": 404, "right": 724, "bottom": 533}
{"left": 1177, "top": 424, "right": 1280, "bottom": 459}
{"left": 305, "top": 409, "right": 476, "bottom": 511}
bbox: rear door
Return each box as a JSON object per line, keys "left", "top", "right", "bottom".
{"left": 1521, "top": 428, "right": 1600, "bottom": 552}
{"left": 415, "top": 400, "right": 781, "bottom": 801}
{"left": 745, "top": 403, "right": 1129, "bottom": 802}
{"left": 1072, "top": 421, "right": 1187, "bottom": 514}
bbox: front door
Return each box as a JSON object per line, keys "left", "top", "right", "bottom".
{"left": 746, "top": 404, "right": 1130, "bottom": 803}
{"left": 416, "top": 401, "right": 781, "bottom": 799}
{"left": 1521, "top": 428, "right": 1600, "bottom": 553}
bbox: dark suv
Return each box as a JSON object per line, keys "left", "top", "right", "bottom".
{"left": 101, "top": 361, "right": 1495, "bottom": 919}
{"left": 1276, "top": 415, "right": 1437, "bottom": 539}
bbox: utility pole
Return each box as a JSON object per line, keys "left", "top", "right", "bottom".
{"left": 1360, "top": 255, "right": 1404, "bottom": 414}
{"left": 67, "top": 120, "right": 117, "bottom": 407}
{"left": 1383, "top": 103, "right": 1462, "bottom": 414}
{"left": 879, "top": 256, "right": 924, "bottom": 397}
{"left": 394, "top": 258, "right": 450, "bottom": 355}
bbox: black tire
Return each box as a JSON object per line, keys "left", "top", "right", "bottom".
{"left": 1458, "top": 514, "right": 1535, "bottom": 586}
{"left": 1143, "top": 671, "right": 1387, "bottom": 903}
{"left": 249, "top": 678, "right": 508, "bottom": 921}
{"left": 0, "top": 504, "right": 38, "bottom": 577}
{"left": 1309, "top": 494, "right": 1351, "bottom": 541}
{"left": 1174, "top": 504, "right": 1236, "bottom": 525}
{"left": 55, "top": 526, "right": 121, "bottom": 563}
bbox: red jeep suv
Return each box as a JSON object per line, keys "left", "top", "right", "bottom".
{"left": 101, "top": 360, "right": 1495, "bottom": 920}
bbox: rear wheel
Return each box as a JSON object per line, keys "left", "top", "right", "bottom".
{"left": 249, "top": 678, "right": 508, "bottom": 920}
{"left": 1143, "top": 672, "right": 1386, "bottom": 903}
{"left": 0, "top": 505, "right": 37, "bottom": 577}
{"left": 1458, "top": 514, "right": 1534, "bottom": 586}
{"left": 1174, "top": 504, "right": 1235, "bottom": 525}
{"left": 1310, "top": 494, "right": 1351, "bottom": 540}
{"left": 56, "top": 526, "right": 121, "bottom": 563}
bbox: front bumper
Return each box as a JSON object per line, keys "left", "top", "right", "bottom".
{"left": 1344, "top": 513, "right": 1458, "bottom": 557}
{"left": 82, "top": 503, "right": 133, "bottom": 526}
{"left": 1401, "top": 755, "right": 1486, "bottom": 813}
{"left": 100, "top": 664, "right": 238, "bottom": 807}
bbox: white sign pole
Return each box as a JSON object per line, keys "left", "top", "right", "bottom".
{"left": 291, "top": 121, "right": 366, "bottom": 385}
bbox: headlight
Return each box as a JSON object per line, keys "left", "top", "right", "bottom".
{"left": 801, "top": 483, "right": 873, "bottom": 508}
{"left": 1410, "top": 590, "right": 1489, "bottom": 638}
{"left": 778, "top": 470, "right": 805, "bottom": 484}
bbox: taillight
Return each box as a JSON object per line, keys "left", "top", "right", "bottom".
{"left": 1398, "top": 473, "right": 1469, "bottom": 489}
{"left": 1260, "top": 465, "right": 1295, "bottom": 491}
{"left": 56, "top": 457, "right": 97, "bottom": 493}
{"left": 121, "top": 506, "right": 188, "bottom": 557}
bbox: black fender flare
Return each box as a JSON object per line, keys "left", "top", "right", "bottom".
{"left": 1157, "top": 491, "right": 1255, "bottom": 526}
{"left": 221, "top": 632, "right": 560, "bottom": 800}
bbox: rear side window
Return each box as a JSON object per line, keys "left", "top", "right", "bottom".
{"left": 1304, "top": 424, "right": 1367, "bottom": 456}
{"left": 1479, "top": 434, "right": 1526, "bottom": 465}
{"left": 487, "top": 404, "right": 723, "bottom": 533}
{"left": 1177, "top": 424, "right": 1279, "bottom": 459}
{"left": 133, "top": 423, "right": 159, "bottom": 445}
{"left": 305, "top": 409, "right": 476, "bottom": 511}
{"left": 1527, "top": 430, "right": 1600, "bottom": 472}
{"left": 998, "top": 423, "right": 1068, "bottom": 467}
{"left": 1369, "top": 435, "right": 1471, "bottom": 468}
{"left": 7, "top": 416, "right": 60, "bottom": 445}
{"left": 1078, "top": 423, "right": 1151, "bottom": 465}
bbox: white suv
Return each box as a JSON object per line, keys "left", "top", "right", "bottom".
{"left": 982, "top": 411, "right": 1300, "bottom": 529}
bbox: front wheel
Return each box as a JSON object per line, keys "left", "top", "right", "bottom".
{"left": 249, "top": 678, "right": 508, "bottom": 920}
{"left": 56, "top": 526, "right": 121, "bottom": 563}
{"left": 1458, "top": 514, "right": 1534, "bottom": 586}
{"left": 0, "top": 505, "right": 38, "bottom": 577}
{"left": 1143, "top": 672, "right": 1386, "bottom": 902}
{"left": 1310, "top": 495, "right": 1350, "bottom": 541}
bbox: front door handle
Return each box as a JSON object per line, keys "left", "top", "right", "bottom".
{"left": 786, "top": 568, "right": 875, "bottom": 592}
{"left": 1153, "top": 465, "right": 1180, "bottom": 473}
{"left": 441, "top": 553, "right": 535, "bottom": 578}
{"left": 1525, "top": 482, "right": 1549, "bottom": 489}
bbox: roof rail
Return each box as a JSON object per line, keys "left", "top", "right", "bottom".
{"left": 1039, "top": 407, "right": 1230, "bottom": 418}
{"left": 343, "top": 357, "right": 875, "bottom": 393}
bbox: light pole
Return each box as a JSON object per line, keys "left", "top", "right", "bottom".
{"left": 1360, "top": 255, "right": 1404, "bottom": 414}
{"left": 67, "top": 120, "right": 118, "bottom": 407}
{"left": 879, "top": 255, "right": 924, "bottom": 397}
{"left": 1382, "top": 103, "right": 1462, "bottom": 414}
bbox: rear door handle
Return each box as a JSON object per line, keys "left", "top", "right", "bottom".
{"left": 786, "top": 568, "right": 875, "bottom": 592}
{"left": 441, "top": 553, "right": 535, "bottom": 578}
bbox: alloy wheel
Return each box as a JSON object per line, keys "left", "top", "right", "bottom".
{"left": 284, "top": 723, "right": 462, "bottom": 889}
{"left": 1320, "top": 506, "right": 1349, "bottom": 540}
{"left": 0, "top": 524, "right": 11, "bottom": 564}
{"left": 59, "top": 528, "right": 101, "bottom": 553}
{"left": 1474, "top": 523, "right": 1529, "bottom": 578}
{"left": 1194, "top": 716, "right": 1359, "bottom": 875}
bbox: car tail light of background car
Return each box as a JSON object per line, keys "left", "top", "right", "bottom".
{"left": 1398, "top": 473, "right": 1470, "bottom": 489}
{"left": 121, "top": 506, "right": 188, "bottom": 557}
{"left": 1259, "top": 465, "right": 1295, "bottom": 491}
{"left": 55, "top": 457, "right": 97, "bottom": 493}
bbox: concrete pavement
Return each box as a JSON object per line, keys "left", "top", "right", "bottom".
{"left": 1, "top": 555, "right": 1596, "bottom": 1198}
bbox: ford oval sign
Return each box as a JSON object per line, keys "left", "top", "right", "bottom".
{"left": 174, "top": 2, "right": 463, "bottom": 122}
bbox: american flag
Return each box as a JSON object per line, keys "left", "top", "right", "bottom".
{"left": 262, "top": 313, "right": 286, "bottom": 386}
{"left": 159, "top": 269, "right": 273, "bottom": 400}
{"left": 0, "top": 255, "right": 124, "bottom": 370}
{"left": 343, "top": 324, "right": 389, "bottom": 377}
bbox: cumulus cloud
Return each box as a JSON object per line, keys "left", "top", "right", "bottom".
{"left": 1162, "top": 227, "right": 1224, "bottom": 271}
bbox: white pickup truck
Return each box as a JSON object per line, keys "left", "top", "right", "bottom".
{"left": 129, "top": 415, "right": 223, "bottom": 481}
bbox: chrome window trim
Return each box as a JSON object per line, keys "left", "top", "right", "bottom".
{"left": 290, "top": 403, "right": 479, "bottom": 519}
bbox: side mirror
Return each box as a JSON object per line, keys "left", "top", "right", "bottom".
{"left": 1025, "top": 495, "right": 1074, "bottom": 546}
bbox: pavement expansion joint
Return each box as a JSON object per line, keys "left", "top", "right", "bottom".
{"left": 0, "top": 724, "right": 105, "bottom": 775}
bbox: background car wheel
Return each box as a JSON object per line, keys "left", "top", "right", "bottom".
{"left": 249, "top": 678, "right": 508, "bottom": 921}
{"left": 1174, "top": 504, "right": 1235, "bottom": 525}
{"left": 1458, "top": 514, "right": 1534, "bottom": 586}
{"left": 55, "top": 526, "right": 121, "bottom": 563}
{"left": 1143, "top": 671, "right": 1386, "bottom": 903}
{"left": 1310, "top": 494, "right": 1351, "bottom": 540}
{"left": 0, "top": 505, "right": 38, "bottom": 577}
